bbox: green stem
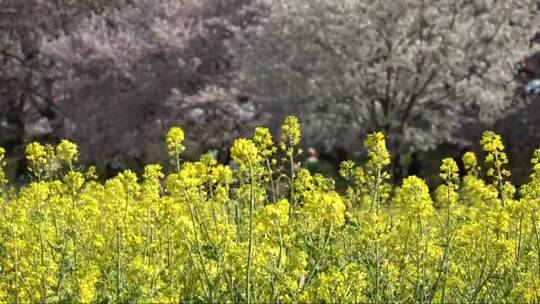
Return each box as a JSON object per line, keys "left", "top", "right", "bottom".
{"left": 269, "top": 224, "right": 285, "bottom": 303}
{"left": 175, "top": 150, "right": 181, "bottom": 173}
{"left": 39, "top": 227, "right": 47, "bottom": 303}
{"left": 494, "top": 154, "right": 505, "bottom": 207}
{"left": 184, "top": 189, "right": 214, "bottom": 302}
{"left": 288, "top": 147, "right": 295, "bottom": 221}
{"left": 265, "top": 157, "right": 276, "bottom": 204}
{"left": 115, "top": 200, "right": 121, "bottom": 301}
{"left": 13, "top": 228, "right": 20, "bottom": 304}
{"left": 300, "top": 223, "right": 333, "bottom": 294}
{"left": 246, "top": 161, "right": 255, "bottom": 304}
{"left": 370, "top": 169, "right": 381, "bottom": 214}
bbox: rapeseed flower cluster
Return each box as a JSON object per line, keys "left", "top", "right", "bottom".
{"left": 231, "top": 138, "right": 260, "bottom": 168}
{"left": 481, "top": 131, "right": 511, "bottom": 192}
{"left": 56, "top": 140, "right": 78, "bottom": 165}
{"left": 0, "top": 117, "right": 539, "bottom": 303}
{"left": 462, "top": 151, "right": 479, "bottom": 176}
{"left": 166, "top": 127, "right": 185, "bottom": 172}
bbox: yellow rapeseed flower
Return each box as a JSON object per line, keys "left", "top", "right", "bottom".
{"left": 462, "top": 151, "right": 478, "bottom": 176}
{"left": 166, "top": 127, "right": 185, "bottom": 156}
{"left": 280, "top": 116, "right": 301, "bottom": 147}
{"left": 231, "top": 138, "right": 260, "bottom": 167}
{"left": 253, "top": 127, "right": 276, "bottom": 157}
{"left": 439, "top": 157, "right": 459, "bottom": 187}
{"left": 364, "top": 132, "right": 390, "bottom": 170}
{"left": 25, "top": 142, "right": 47, "bottom": 165}
{"left": 56, "top": 140, "right": 78, "bottom": 164}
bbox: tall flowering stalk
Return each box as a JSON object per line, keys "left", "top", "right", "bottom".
{"left": 339, "top": 160, "right": 367, "bottom": 209}
{"left": 360, "top": 132, "right": 390, "bottom": 302}
{"left": 280, "top": 116, "right": 301, "bottom": 220}
{"left": 253, "top": 127, "right": 277, "bottom": 204}
{"left": 394, "top": 176, "right": 436, "bottom": 302}
{"left": 432, "top": 158, "right": 459, "bottom": 302}
{"left": 364, "top": 132, "right": 390, "bottom": 215}
{"left": 231, "top": 138, "right": 261, "bottom": 304}
{"left": 166, "top": 127, "right": 185, "bottom": 173}
{"left": 480, "top": 131, "right": 511, "bottom": 205}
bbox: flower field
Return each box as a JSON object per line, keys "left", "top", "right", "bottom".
{"left": 0, "top": 116, "right": 539, "bottom": 303}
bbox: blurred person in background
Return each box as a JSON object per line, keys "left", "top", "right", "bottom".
{"left": 305, "top": 147, "right": 320, "bottom": 173}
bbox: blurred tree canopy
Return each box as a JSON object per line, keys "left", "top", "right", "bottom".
{"left": 0, "top": 0, "right": 132, "bottom": 152}
{"left": 2, "top": 0, "right": 259, "bottom": 165}
{"left": 233, "top": 0, "right": 539, "bottom": 153}
{"left": 0, "top": 0, "right": 539, "bottom": 170}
